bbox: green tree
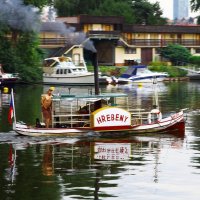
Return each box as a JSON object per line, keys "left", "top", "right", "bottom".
{"left": 23, "top": 0, "right": 50, "bottom": 10}
{"left": 132, "top": 0, "right": 167, "bottom": 25}
{"left": 90, "top": 0, "right": 135, "bottom": 24}
{"left": 54, "top": 0, "right": 167, "bottom": 25}
{"left": 191, "top": 0, "right": 200, "bottom": 11}
{"left": 15, "top": 32, "right": 43, "bottom": 82}
{"left": 0, "top": 25, "right": 19, "bottom": 73}
{"left": 0, "top": 0, "right": 45, "bottom": 82}
{"left": 160, "top": 44, "right": 191, "bottom": 65}
{"left": 54, "top": 0, "right": 101, "bottom": 16}
{"left": 190, "top": 0, "right": 200, "bottom": 24}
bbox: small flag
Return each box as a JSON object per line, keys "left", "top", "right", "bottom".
{"left": 8, "top": 95, "right": 14, "bottom": 124}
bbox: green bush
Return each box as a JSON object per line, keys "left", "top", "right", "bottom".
{"left": 149, "top": 62, "right": 187, "bottom": 77}
{"left": 87, "top": 65, "right": 127, "bottom": 77}
{"left": 189, "top": 56, "right": 200, "bottom": 65}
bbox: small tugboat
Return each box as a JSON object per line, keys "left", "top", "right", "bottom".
{"left": 0, "top": 64, "right": 19, "bottom": 85}
{"left": 12, "top": 90, "right": 186, "bottom": 137}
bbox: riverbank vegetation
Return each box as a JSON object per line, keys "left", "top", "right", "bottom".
{"left": 87, "top": 62, "right": 188, "bottom": 78}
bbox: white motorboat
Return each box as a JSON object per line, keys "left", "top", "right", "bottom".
{"left": 0, "top": 64, "right": 19, "bottom": 85}
{"left": 43, "top": 56, "right": 95, "bottom": 85}
{"left": 118, "top": 65, "right": 168, "bottom": 83}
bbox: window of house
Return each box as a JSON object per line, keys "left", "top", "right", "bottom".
{"left": 155, "top": 48, "right": 162, "bottom": 54}
{"left": 195, "top": 48, "right": 200, "bottom": 53}
{"left": 125, "top": 48, "right": 136, "bottom": 54}
{"left": 170, "top": 34, "right": 175, "bottom": 38}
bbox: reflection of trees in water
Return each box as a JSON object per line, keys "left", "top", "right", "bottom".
{"left": 38, "top": 137, "right": 183, "bottom": 199}
{"left": 0, "top": 135, "right": 184, "bottom": 200}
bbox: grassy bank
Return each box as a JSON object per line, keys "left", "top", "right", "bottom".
{"left": 87, "top": 61, "right": 188, "bottom": 78}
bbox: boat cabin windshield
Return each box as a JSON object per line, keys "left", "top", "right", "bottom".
{"left": 50, "top": 93, "right": 129, "bottom": 128}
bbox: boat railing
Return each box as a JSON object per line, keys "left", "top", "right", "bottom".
{"left": 129, "top": 109, "right": 150, "bottom": 125}
{"left": 52, "top": 113, "right": 91, "bottom": 128}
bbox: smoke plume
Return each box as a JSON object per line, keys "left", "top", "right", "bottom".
{"left": 42, "top": 6, "right": 96, "bottom": 52}
{"left": 0, "top": 0, "right": 41, "bottom": 32}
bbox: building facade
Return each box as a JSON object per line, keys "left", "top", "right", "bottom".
{"left": 173, "top": 0, "right": 189, "bottom": 20}
{"left": 40, "top": 15, "right": 200, "bottom": 66}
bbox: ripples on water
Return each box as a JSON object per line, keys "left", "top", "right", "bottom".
{"left": 1, "top": 82, "right": 200, "bottom": 199}
{"left": 0, "top": 128, "right": 199, "bottom": 200}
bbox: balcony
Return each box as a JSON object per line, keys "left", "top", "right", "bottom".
{"left": 39, "top": 37, "right": 200, "bottom": 48}
{"left": 87, "top": 30, "right": 121, "bottom": 40}
{"left": 124, "top": 39, "right": 200, "bottom": 47}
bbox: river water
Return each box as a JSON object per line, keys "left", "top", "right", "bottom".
{"left": 0, "top": 81, "right": 200, "bottom": 200}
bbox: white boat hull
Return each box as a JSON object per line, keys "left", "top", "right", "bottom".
{"left": 43, "top": 73, "right": 94, "bottom": 85}
{"left": 14, "top": 110, "right": 185, "bottom": 136}
{"left": 118, "top": 75, "right": 167, "bottom": 83}
{"left": 43, "top": 73, "right": 95, "bottom": 85}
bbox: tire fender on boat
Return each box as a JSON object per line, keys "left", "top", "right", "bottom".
{"left": 148, "top": 109, "right": 162, "bottom": 123}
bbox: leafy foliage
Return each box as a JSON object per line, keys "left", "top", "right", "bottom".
{"left": 15, "top": 32, "right": 44, "bottom": 82}
{"left": 54, "top": 0, "right": 167, "bottom": 25}
{"left": 160, "top": 44, "right": 191, "bottom": 65}
{"left": 131, "top": 0, "right": 167, "bottom": 25}
{"left": 191, "top": 0, "right": 200, "bottom": 11}
{"left": 149, "top": 62, "right": 188, "bottom": 77}
{"left": 189, "top": 56, "right": 200, "bottom": 65}
{"left": 23, "top": 0, "right": 51, "bottom": 10}
{"left": 0, "top": 25, "right": 44, "bottom": 82}
{"left": 89, "top": 0, "right": 135, "bottom": 24}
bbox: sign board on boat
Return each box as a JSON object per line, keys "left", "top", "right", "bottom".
{"left": 91, "top": 107, "right": 132, "bottom": 131}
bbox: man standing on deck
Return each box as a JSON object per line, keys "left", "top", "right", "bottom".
{"left": 41, "top": 87, "right": 54, "bottom": 128}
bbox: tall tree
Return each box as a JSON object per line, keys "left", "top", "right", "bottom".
{"left": 53, "top": 0, "right": 167, "bottom": 25}
{"left": 23, "top": 0, "right": 50, "bottom": 10}
{"left": 90, "top": 0, "right": 135, "bottom": 24}
{"left": 190, "top": 0, "right": 200, "bottom": 24}
{"left": 160, "top": 44, "right": 191, "bottom": 65}
{"left": 132, "top": 0, "right": 167, "bottom": 25}
{"left": 191, "top": 0, "right": 200, "bottom": 11}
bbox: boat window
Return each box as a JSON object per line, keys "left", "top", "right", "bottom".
{"left": 64, "top": 69, "right": 68, "bottom": 74}
{"left": 68, "top": 69, "right": 72, "bottom": 73}
{"left": 60, "top": 69, "right": 63, "bottom": 74}
{"left": 72, "top": 69, "right": 79, "bottom": 72}
{"left": 56, "top": 69, "right": 59, "bottom": 74}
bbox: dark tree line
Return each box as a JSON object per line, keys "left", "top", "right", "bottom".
{"left": 53, "top": 0, "right": 168, "bottom": 25}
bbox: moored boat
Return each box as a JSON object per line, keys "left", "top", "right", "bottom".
{"left": 43, "top": 56, "right": 95, "bottom": 85}
{"left": 0, "top": 64, "right": 19, "bottom": 85}
{"left": 43, "top": 56, "right": 113, "bottom": 85}
{"left": 117, "top": 65, "right": 168, "bottom": 83}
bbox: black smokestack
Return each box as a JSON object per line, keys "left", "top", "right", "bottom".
{"left": 92, "top": 52, "right": 99, "bottom": 95}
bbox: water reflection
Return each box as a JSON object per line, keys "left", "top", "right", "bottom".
{"left": 1, "top": 82, "right": 200, "bottom": 199}
{"left": 0, "top": 133, "right": 185, "bottom": 200}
